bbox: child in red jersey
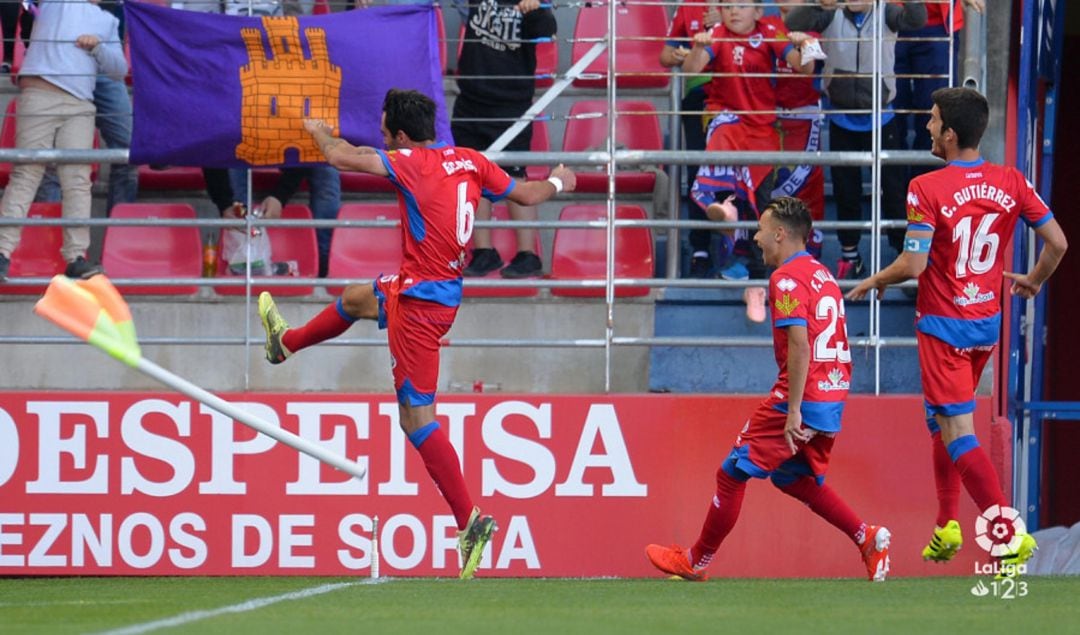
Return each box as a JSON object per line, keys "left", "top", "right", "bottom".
{"left": 761, "top": 1, "right": 826, "bottom": 230}
{"left": 682, "top": 0, "right": 814, "bottom": 320}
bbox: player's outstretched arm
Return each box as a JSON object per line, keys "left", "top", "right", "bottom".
{"left": 506, "top": 164, "right": 577, "bottom": 206}
{"left": 302, "top": 119, "right": 386, "bottom": 176}
{"left": 1004, "top": 217, "right": 1068, "bottom": 299}
{"left": 847, "top": 228, "right": 932, "bottom": 301}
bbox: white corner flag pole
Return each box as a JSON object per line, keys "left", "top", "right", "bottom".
{"left": 135, "top": 357, "right": 368, "bottom": 480}
{"left": 33, "top": 274, "right": 368, "bottom": 482}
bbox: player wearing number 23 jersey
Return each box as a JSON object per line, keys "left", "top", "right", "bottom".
{"left": 769, "top": 250, "right": 851, "bottom": 433}
{"left": 646, "top": 197, "right": 891, "bottom": 584}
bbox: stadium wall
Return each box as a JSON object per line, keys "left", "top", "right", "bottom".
{"left": 0, "top": 392, "right": 1005, "bottom": 579}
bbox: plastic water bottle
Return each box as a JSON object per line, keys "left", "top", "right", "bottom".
{"left": 202, "top": 235, "right": 218, "bottom": 278}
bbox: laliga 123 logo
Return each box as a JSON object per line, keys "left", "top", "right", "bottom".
{"left": 975, "top": 504, "right": 1025, "bottom": 557}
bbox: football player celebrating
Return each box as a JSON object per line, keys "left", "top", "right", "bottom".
{"left": 848, "top": 87, "right": 1067, "bottom": 571}
{"left": 647, "top": 197, "right": 891, "bottom": 582}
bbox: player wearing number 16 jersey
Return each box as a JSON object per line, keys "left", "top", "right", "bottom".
{"left": 849, "top": 88, "right": 1068, "bottom": 571}
{"left": 647, "top": 197, "right": 891, "bottom": 583}
{"left": 254, "top": 89, "right": 577, "bottom": 579}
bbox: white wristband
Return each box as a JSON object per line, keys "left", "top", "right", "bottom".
{"left": 547, "top": 176, "right": 564, "bottom": 194}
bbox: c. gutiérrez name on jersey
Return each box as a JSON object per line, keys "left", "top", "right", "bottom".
{"left": 442, "top": 158, "right": 479, "bottom": 176}
{"left": 940, "top": 180, "right": 1016, "bottom": 217}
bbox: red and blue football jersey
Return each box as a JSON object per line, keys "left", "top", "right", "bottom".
{"left": 907, "top": 158, "right": 1053, "bottom": 347}
{"left": 769, "top": 252, "right": 851, "bottom": 432}
{"left": 376, "top": 143, "right": 514, "bottom": 307}
{"left": 702, "top": 21, "right": 792, "bottom": 126}
{"left": 759, "top": 15, "right": 820, "bottom": 111}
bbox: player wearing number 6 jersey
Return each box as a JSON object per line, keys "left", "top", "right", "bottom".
{"left": 849, "top": 87, "right": 1067, "bottom": 571}
{"left": 256, "top": 89, "right": 576, "bottom": 580}
{"left": 647, "top": 197, "right": 891, "bottom": 583}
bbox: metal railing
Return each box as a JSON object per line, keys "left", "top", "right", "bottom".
{"left": 0, "top": 0, "right": 981, "bottom": 393}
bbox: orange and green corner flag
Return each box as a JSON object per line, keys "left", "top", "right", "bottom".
{"left": 33, "top": 274, "right": 141, "bottom": 366}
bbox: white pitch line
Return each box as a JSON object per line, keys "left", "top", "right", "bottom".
{"left": 89, "top": 579, "right": 383, "bottom": 635}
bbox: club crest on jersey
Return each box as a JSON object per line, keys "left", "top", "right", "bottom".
{"left": 748, "top": 33, "right": 762, "bottom": 48}
{"left": 777, "top": 278, "right": 797, "bottom": 292}
{"left": 955, "top": 282, "right": 995, "bottom": 307}
{"left": 775, "top": 293, "right": 799, "bottom": 316}
{"left": 818, "top": 367, "right": 850, "bottom": 392}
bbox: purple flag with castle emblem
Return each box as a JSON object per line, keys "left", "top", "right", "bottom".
{"left": 126, "top": 2, "right": 451, "bottom": 167}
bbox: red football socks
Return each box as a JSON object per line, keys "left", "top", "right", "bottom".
{"left": 954, "top": 445, "right": 1006, "bottom": 514}
{"left": 415, "top": 425, "right": 474, "bottom": 530}
{"left": 690, "top": 468, "right": 746, "bottom": 569}
{"left": 931, "top": 431, "right": 961, "bottom": 526}
{"left": 281, "top": 298, "right": 354, "bottom": 354}
{"left": 778, "top": 477, "right": 864, "bottom": 543}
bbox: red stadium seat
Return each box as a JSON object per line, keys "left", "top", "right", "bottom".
{"left": 137, "top": 165, "right": 206, "bottom": 191}
{"left": 525, "top": 118, "right": 551, "bottom": 181}
{"left": 340, "top": 170, "right": 395, "bottom": 194}
{"left": 214, "top": 204, "right": 319, "bottom": 296}
{"left": 570, "top": 1, "right": 670, "bottom": 89}
{"left": 562, "top": 100, "right": 663, "bottom": 194}
{"left": 102, "top": 203, "right": 202, "bottom": 295}
{"left": 0, "top": 100, "right": 16, "bottom": 188}
{"left": 463, "top": 204, "right": 541, "bottom": 298}
{"left": 436, "top": 5, "right": 448, "bottom": 73}
{"left": 535, "top": 39, "right": 558, "bottom": 88}
{"left": 550, "top": 204, "right": 654, "bottom": 298}
{"left": 0, "top": 203, "right": 64, "bottom": 296}
{"left": 326, "top": 203, "right": 402, "bottom": 296}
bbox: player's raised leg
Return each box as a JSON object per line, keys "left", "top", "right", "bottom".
{"left": 257, "top": 284, "right": 378, "bottom": 363}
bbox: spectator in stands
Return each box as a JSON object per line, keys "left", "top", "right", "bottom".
{"left": 785, "top": 0, "right": 926, "bottom": 280}
{"left": 202, "top": 166, "right": 342, "bottom": 277}
{"left": 763, "top": 0, "right": 826, "bottom": 255}
{"left": 456, "top": 0, "right": 556, "bottom": 279}
{"left": 37, "top": 0, "right": 137, "bottom": 214}
{"left": 682, "top": 0, "right": 814, "bottom": 320}
{"left": 660, "top": 0, "right": 721, "bottom": 278}
{"left": 253, "top": 168, "right": 342, "bottom": 278}
{"left": 0, "top": 0, "right": 126, "bottom": 281}
{"left": 0, "top": 0, "right": 34, "bottom": 74}
{"left": 894, "top": 0, "right": 983, "bottom": 183}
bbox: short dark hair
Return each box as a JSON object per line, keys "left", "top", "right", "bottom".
{"left": 764, "top": 196, "right": 812, "bottom": 244}
{"left": 931, "top": 87, "right": 989, "bottom": 150}
{"left": 383, "top": 89, "right": 436, "bottom": 143}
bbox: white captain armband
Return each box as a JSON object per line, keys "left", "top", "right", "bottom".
{"left": 904, "top": 237, "right": 931, "bottom": 253}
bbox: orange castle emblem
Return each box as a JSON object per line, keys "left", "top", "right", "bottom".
{"left": 236, "top": 17, "right": 342, "bottom": 165}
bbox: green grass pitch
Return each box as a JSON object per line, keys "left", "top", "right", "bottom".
{"left": 2, "top": 576, "right": 1078, "bottom": 634}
